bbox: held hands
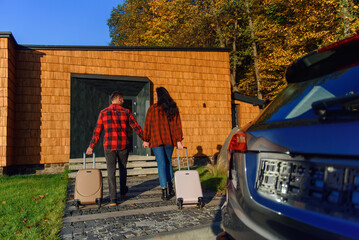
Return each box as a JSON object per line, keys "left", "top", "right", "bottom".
{"left": 143, "top": 141, "right": 150, "bottom": 148}
{"left": 86, "top": 147, "right": 93, "bottom": 155}
{"left": 142, "top": 141, "right": 182, "bottom": 149}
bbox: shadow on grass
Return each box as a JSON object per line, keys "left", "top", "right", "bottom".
{"left": 201, "top": 177, "right": 223, "bottom": 192}
{"left": 199, "top": 169, "right": 209, "bottom": 178}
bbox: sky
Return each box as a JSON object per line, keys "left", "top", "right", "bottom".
{"left": 0, "top": 0, "right": 123, "bottom": 46}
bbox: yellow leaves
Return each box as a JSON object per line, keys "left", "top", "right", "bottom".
{"left": 34, "top": 195, "right": 45, "bottom": 201}
{"left": 249, "top": 0, "right": 359, "bottom": 100}
{"left": 109, "top": 0, "right": 359, "bottom": 100}
{"left": 33, "top": 193, "right": 48, "bottom": 203}
{"left": 1, "top": 192, "right": 5, "bottom": 204}
{"left": 22, "top": 218, "right": 32, "bottom": 229}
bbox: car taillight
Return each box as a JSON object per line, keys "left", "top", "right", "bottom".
{"left": 228, "top": 131, "right": 247, "bottom": 152}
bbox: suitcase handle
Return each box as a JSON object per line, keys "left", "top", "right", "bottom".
{"left": 83, "top": 152, "right": 96, "bottom": 169}
{"left": 177, "top": 147, "right": 189, "bottom": 171}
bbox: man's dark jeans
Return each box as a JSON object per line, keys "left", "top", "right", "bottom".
{"left": 104, "top": 149, "right": 129, "bottom": 202}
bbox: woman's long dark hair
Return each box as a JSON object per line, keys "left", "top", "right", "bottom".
{"left": 156, "top": 87, "right": 179, "bottom": 120}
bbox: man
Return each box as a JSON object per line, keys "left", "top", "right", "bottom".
{"left": 86, "top": 91, "right": 144, "bottom": 206}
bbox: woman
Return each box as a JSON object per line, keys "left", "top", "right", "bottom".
{"left": 143, "top": 87, "right": 183, "bottom": 200}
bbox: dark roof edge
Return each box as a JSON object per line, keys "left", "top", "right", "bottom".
{"left": 71, "top": 73, "right": 150, "bottom": 82}
{"left": 18, "top": 44, "right": 231, "bottom": 52}
{"left": 0, "top": 31, "right": 230, "bottom": 52}
{"left": 0, "top": 32, "right": 19, "bottom": 46}
{"left": 232, "top": 92, "right": 265, "bottom": 107}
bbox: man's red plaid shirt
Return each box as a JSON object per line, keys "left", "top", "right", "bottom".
{"left": 89, "top": 104, "right": 144, "bottom": 151}
{"left": 144, "top": 104, "right": 183, "bottom": 148}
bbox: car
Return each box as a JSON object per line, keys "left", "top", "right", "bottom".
{"left": 218, "top": 34, "right": 359, "bottom": 240}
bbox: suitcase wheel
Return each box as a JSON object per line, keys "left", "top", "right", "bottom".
{"left": 198, "top": 197, "right": 204, "bottom": 209}
{"left": 96, "top": 198, "right": 102, "bottom": 208}
{"left": 177, "top": 198, "right": 183, "bottom": 210}
{"left": 74, "top": 199, "right": 81, "bottom": 210}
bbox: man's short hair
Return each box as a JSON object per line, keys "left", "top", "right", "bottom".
{"left": 110, "top": 91, "right": 123, "bottom": 101}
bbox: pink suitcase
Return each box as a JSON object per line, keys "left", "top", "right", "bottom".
{"left": 74, "top": 153, "right": 103, "bottom": 209}
{"left": 174, "top": 147, "right": 204, "bottom": 210}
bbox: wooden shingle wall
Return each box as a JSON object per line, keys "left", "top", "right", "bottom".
{"left": 0, "top": 37, "right": 16, "bottom": 167}
{"left": 0, "top": 38, "right": 7, "bottom": 167}
{"left": 15, "top": 50, "right": 46, "bottom": 165}
{"left": 235, "top": 100, "right": 261, "bottom": 127}
{"left": 7, "top": 38, "right": 16, "bottom": 166}
{"left": 12, "top": 48, "right": 232, "bottom": 165}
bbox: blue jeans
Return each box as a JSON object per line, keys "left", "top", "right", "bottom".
{"left": 152, "top": 145, "right": 174, "bottom": 188}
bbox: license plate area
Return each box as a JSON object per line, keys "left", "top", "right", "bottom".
{"left": 255, "top": 157, "right": 359, "bottom": 220}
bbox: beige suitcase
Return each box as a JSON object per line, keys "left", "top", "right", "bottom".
{"left": 174, "top": 147, "right": 204, "bottom": 210}
{"left": 74, "top": 153, "right": 102, "bottom": 209}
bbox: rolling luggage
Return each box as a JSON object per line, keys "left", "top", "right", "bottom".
{"left": 74, "top": 152, "right": 103, "bottom": 209}
{"left": 174, "top": 147, "right": 204, "bottom": 210}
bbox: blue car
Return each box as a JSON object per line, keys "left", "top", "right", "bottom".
{"left": 219, "top": 34, "right": 359, "bottom": 240}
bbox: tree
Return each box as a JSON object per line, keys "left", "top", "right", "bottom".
{"left": 108, "top": 0, "right": 359, "bottom": 101}
{"left": 338, "top": 0, "right": 359, "bottom": 38}
{"left": 245, "top": 0, "right": 262, "bottom": 99}
{"left": 240, "top": 0, "right": 359, "bottom": 101}
{"left": 108, "top": 0, "right": 152, "bottom": 46}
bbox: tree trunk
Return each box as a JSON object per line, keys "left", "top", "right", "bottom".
{"left": 211, "top": 0, "right": 238, "bottom": 91}
{"left": 245, "top": 0, "right": 262, "bottom": 100}
{"left": 215, "top": 19, "right": 226, "bottom": 48}
{"left": 231, "top": 15, "right": 239, "bottom": 92}
{"left": 230, "top": 54, "right": 239, "bottom": 92}
{"left": 341, "top": 0, "right": 351, "bottom": 38}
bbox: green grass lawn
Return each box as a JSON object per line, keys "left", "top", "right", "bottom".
{"left": 0, "top": 164, "right": 225, "bottom": 239}
{"left": 0, "top": 172, "right": 68, "bottom": 240}
{"left": 174, "top": 165, "right": 227, "bottom": 194}
{"left": 196, "top": 165, "right": 227, "bottom": 195}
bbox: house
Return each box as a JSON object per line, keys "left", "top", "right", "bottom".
{"left": 232, "top": 92, "right": 265, "bottom": 128}
{"left": 1, "top": 32, "right": 238, "bottom": 174}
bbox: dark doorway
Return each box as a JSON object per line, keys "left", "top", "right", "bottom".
{"left": 123, "top": 98, "right": 134, "bottom": 153}
{"left": 70, "top": 74, "right": 151, "bottom": 158}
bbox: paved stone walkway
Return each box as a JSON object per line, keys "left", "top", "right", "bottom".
{"left": 62, "top": 175, "right": 224, "bottom": 240}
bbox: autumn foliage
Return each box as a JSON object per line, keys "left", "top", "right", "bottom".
{"left": 108, "top": 0, "right": 359, "bottom": 101}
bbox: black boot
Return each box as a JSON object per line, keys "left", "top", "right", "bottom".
{"left": 161, "top": 188, "right": 168, "bottom": 200}
{"left": 168, "top": 182, "right": 174, "bottom": 196}
{"left": 120, "top": 186, "right": 128, "bottom": 198}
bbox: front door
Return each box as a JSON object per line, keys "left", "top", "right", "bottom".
{"left": 123, "top": 98, "right": 136, "bottom": 154}
{"left": 70, "top": 75, "right": 151, "bottom": 158}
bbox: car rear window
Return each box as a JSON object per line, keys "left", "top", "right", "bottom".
{"left": 256, "top": 65, "right": 359, "bottom": 124}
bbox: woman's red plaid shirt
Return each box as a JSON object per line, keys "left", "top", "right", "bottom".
{"left": 144, "top": 104, "right": 183, "bottom": 148}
